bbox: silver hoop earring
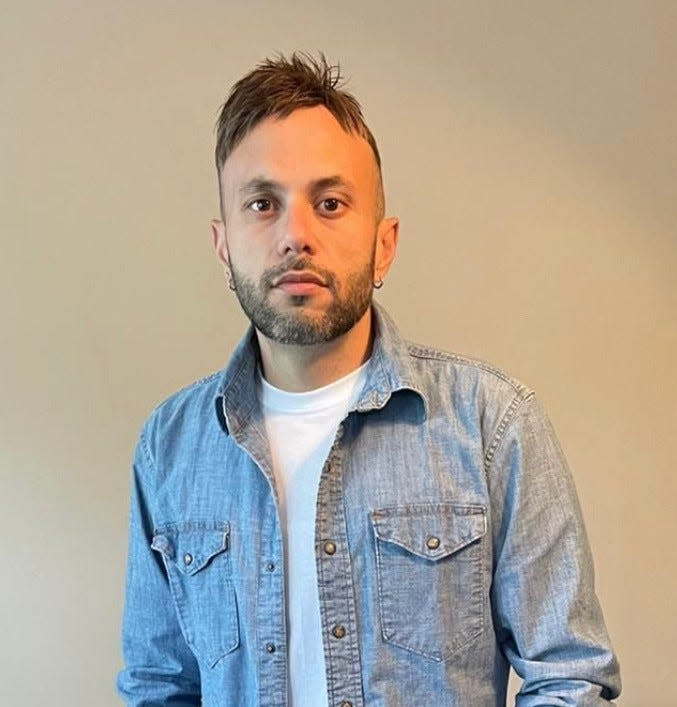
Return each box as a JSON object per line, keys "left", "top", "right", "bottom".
{"left": 373, "top": 278, "right": 384, "bottom": 289}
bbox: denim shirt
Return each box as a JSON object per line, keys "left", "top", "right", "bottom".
{"left": 117, "top": 304, "right": 621, "bottom": 706}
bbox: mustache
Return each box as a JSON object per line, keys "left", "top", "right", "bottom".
{"left": 262, "top": 258, "right": 335, "bottom": 290}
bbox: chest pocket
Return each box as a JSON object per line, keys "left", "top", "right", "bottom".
{"left": 371, "top": 503, "right": 487, "bottom": 661}
{"left": 152, "top": 521, "right": 239, "bottom": 667}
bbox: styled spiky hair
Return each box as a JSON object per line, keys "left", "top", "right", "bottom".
{"left": 214, "top": 52, "right": 381, "bottom": 173}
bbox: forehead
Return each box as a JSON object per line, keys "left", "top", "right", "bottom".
{"left": 220, "top": 105, "right": 378, "bottom": 192}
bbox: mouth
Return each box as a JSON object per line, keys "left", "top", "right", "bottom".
{"left": 272, "top": 270, "right": 327, "bottom": 296}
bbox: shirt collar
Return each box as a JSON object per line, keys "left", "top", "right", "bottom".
{"left": 352, "top": 303, "right": 428, "bottom": 418}
{"left": 215, "top": 302, "right": 428, "bottom": 435}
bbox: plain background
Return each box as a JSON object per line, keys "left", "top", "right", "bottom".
{"left": 2, "top": 2, "right": 675, "bottom": 705}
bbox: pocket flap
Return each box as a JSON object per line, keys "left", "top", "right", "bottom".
{"left": 151, "top": 521, "right": 230, "bottom": 576}
{"left": 371, "top": 504, "right": 486, "bottom": 560}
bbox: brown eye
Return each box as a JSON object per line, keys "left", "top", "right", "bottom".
{"left": 249, "top": 199, "right": 272, "bottom": 212}
{"left": 321, "top": 198, "right": 340, "bottom": 212}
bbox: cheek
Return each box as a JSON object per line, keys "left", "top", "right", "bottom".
{"left": 339, "top": 228, "right": 378, "bottom": 269}
{"left": 228, "top": 245, "right": 274, "bottom": 284}
{"left": 227, "top": 220, "right": 279, "bottom": 261}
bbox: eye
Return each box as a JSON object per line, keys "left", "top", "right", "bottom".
{"left": 319, "top": 198, "right": 341, "bottom": 213}
{"left": 248, "top": 198, "right": 273, "bottom": 213}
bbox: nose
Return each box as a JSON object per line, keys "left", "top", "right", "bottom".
{"left": 276, "top": 200, "right": 316, "bottom": 257}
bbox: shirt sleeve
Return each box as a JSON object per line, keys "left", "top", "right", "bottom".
{"left": 116, "top": 431, "right": 202, "bottom": 705}
{"left": 487, "top": 393, "right": 621, "bottom": 705}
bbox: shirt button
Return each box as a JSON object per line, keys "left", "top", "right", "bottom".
{"left": 265, "top": 643, "right": 276, "bottom": 653}
{"left": 323, "top": 541, "right": 337, "bottom": 555}
{"left": 332, "top": 624, "right": 346, "bottom": 639}
{"left": 340, "top": 702, "right": 353, "bottom": 707}
{"left": 426, "top": 536, "right": 440, "bottom": 550}
{"left": 183, "top": 553, "right": 193, "bottom": 565}
{"left": 266, "top": 562, "right": 275, "bottom": 572}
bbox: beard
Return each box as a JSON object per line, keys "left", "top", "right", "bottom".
{"left": 229, "top": 255, "right": 375, "bottom": 345}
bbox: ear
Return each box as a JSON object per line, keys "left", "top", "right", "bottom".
{"left": 211, "top": 218, "right": 230, "bottom": 273}
{"left": 374, "top": 217, "right": 399, "bottom": 282}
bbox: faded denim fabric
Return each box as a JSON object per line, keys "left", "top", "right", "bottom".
{"left": 117, "top": 304, "right": 621, "bottom": 706}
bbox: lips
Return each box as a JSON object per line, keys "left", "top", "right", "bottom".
{"left": 271, "top": 269, "right": 328, "bottom": 297}
{"left": 273, "top": 270, "right": 326, "bottom": 287}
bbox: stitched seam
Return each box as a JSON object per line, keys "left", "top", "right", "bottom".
{"left": 406, "top": 343, "right": 527, "bottom": 395}
{"left": 484, "top": 390, "right": 535, "bottom": 471}
{"left": 163, "top": 370, "right": 221, "bottom": 403}
{"left": 139, "top": 429, "right": 155, "bottom": 472}
{"left": 145, "top": 370, "right": 222, "bottom": 422}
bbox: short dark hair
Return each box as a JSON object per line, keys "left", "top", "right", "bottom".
{"left": 215, "top": 52, "right": 384, "bottom": 217}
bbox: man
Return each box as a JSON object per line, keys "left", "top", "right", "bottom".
{"left": 117, "top": 54, "right": 621, "bottom": 706}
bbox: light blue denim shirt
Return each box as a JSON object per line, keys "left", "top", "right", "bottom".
{"left": 117, "top": 304, "right": 620, "bottom": 706}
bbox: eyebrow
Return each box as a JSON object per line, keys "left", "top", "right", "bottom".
{"left": 308, "top": 175, "right": 355, "bottom": 196}
{"left": 238, "top": 177, "right": 282, "bottom": 199}
{"left": 238, "top": 175, "right": 356, "bottom": 199}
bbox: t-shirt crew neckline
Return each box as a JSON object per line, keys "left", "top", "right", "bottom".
{"left": 257, "top": 361, "right": 370, "bottom": 414}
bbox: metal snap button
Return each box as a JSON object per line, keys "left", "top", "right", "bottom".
{"left": 324, "top": 541, "right": 337, "bottom": 555}
{"left": 266, "top": 562, "right": 275, "bottom": 572}
{"left": 332, "top": 625, "right": 346, "bottom": 639}
{"left": 426, "top": 536, "right": 440, "bottom": 550}
{"left": 265, "top": 643, "right": 276, "bottom": 653}
{"left": 183, "top": 553, "right": 193, "bottom": 565}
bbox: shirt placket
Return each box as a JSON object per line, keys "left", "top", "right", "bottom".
{"left": 224, "top": 396, "right": 289, "bottom": 707}
{"left": 256, "top": 490, "right": 288, "bottom": 707}
{"left": 315, "top": 424, "right": 364, "bottom": 707}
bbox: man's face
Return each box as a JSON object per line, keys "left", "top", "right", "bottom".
{"left": 212, "top": 105, "right": 397, "bottom": 346}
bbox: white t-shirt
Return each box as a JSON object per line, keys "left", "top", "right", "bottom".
{"left": 258, "top": 363, "right": 368, "bottom": 707}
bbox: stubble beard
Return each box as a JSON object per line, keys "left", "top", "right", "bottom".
{"left": 230, "top": 256, "right": 375, "bottom": 346}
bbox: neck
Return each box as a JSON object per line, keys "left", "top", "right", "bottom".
{"left": 256, "top": 308, "right": 373, "bottom": 392}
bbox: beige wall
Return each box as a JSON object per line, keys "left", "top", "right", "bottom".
{"left": 2, "top": 2, "right": 675, "bottom": 704}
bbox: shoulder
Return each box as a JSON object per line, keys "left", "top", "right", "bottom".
{"left": 139, "top": 369, "right": 224, "bottom": 443}
{"left": 371, "top": 306, "right": 534, "bottom": 433}
{"left": 405, "top": 340, "right": 533, "bottom": 401}
{"left": 398, "top": 340, "right": 537, "bottom": 459}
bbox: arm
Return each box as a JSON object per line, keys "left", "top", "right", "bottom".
{"left": 116, "top": 432, "right": 201, "bottom": 706}
{"left": 488, "top": 394, "right": 621, "bottom": 705}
